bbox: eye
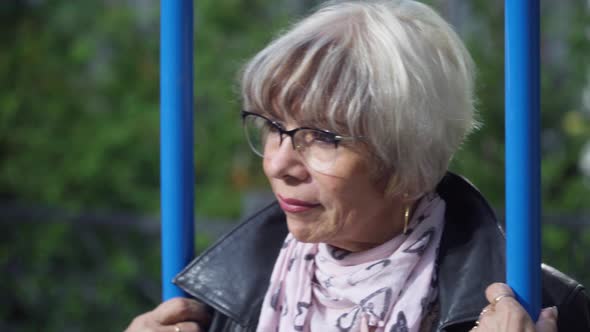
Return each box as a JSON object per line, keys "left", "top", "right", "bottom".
{"left": 265, "top": 121, "right": 280, "bottom": 132}
{"left": 256, "top": 118, "right": 280, "bottom": 135}
{"left": 303, "top": 130, "right": 337, "bottom": 146}
{"left": 315, "top": 131, "right": 337, "bottom": 143}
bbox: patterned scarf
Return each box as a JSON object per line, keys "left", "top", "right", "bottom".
{"left": 257, "top": 194, "right": 445, "bottom": 332}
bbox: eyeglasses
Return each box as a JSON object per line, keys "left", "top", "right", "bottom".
{"left": 241, "top": 110, "right": 362, "bottom": 173}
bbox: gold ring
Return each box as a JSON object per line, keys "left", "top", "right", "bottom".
{"left": 493, "top": 294, "right": 512, "bottom": 305}
{"left": 174, "top": 325, "right": 182, "bottom": 332}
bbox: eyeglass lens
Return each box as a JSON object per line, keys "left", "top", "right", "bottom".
{"left": 243, "top": 114, "right": 338, "bottom": 172}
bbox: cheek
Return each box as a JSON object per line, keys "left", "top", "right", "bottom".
{"left": 262, "top": 158, "right": 271, "bottom": 177}
{"left": 320, "top": 177, "right": 381, "bottom": 218}
{"left": 262, "top": 157, "right": 279, "bottom": 187}
{"left": 316, "top": 178, "right": 356, "bottom": 217}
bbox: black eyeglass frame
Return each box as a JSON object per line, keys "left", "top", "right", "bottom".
{"left": 240, "top": 110, "right": 361, "bottom": 152}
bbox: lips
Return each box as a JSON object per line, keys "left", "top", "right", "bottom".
{"left": 277, "top": 195, "right": 321, "bottom": 213}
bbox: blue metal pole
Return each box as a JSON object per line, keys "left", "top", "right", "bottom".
{"left": 505, "top": 0, "right": 541, "bottom": 320}
{"left": 160, "top": 0, "right": 194, "bottom": 300}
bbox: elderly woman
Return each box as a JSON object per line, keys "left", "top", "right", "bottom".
{"left": 126, "top": 1, "right": 590, "bottom": 331}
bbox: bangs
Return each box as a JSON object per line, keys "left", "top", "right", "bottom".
{"left": 240, "top": 16, "right": 370, "bottom": 136}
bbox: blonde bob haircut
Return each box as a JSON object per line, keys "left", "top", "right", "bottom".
{"left": 240, "top": 0, "right": 478, "bottom": 197}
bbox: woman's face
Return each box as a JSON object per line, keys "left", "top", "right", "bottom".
{"left": 263, "top": 120, "right": 407, "bottom": 252}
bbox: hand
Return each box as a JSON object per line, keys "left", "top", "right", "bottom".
{"left": 471, "top": 283, "right": 558, "bottom": 332}
{"left": 125, "top": 297, "right": 211, "bottom": 332}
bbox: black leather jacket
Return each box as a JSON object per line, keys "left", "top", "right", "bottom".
{"left": 174, "top": 173, "right": 590, "bottom": 331}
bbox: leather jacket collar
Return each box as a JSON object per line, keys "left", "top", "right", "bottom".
{"left": 174, "top": 173, "right": 506, "bottom": 330}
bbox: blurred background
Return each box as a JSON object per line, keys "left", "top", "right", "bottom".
{"left": 0, "top": 0, "right": 588, "bottom": 331}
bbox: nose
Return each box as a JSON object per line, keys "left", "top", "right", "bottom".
{"left": 263, "top": 135, "right": 310, "bottom": 182}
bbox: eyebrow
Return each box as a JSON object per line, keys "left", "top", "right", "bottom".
{"left": 279, "top": 118, "right": 338, "bottom": 133}
{"left": 253, "top": 109, "right": 348, "bottom": 135}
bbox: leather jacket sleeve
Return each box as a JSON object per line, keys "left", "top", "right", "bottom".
{"left": 539, "top": 264, "right": 590, "bottom": 331}
{"left": 555, "top": 284, "right": 590, "bottom": 331}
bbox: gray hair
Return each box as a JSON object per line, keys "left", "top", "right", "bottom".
{"left": 240, "top": 0, "right": 478, "bottom": 196}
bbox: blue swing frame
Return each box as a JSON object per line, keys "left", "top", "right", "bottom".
{"left": 159, "top": 0, "right": 542, "bottom": 319}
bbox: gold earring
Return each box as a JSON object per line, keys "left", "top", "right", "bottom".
{"left": 403, "top": 205, "right": 410, "bottom": 235}
{"left": 402, "top": 193, "right": 410, "bottom": 235}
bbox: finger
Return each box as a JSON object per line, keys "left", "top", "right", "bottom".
{"left": 169, "top": 321, "right": 204, "bottom": 332}
{"left": 483, "top": 283, "right": 537, "bottom": 332}
{"left": 479, "top": 304, "right": 495, "bottom": 317}
{"left": 125, "top": 311, "right": 168, "bottom": 332}
{"left": 153, "top": 298, "right": 211, "bottom": 325}
{"left": 475, "top": 305, "right": 496, "bottom": 331}
{"left": 536, "top": 306, "right": 558, "bottom": 332}
{"left": 485, "top": 282, "right": 515, "bottom": 305}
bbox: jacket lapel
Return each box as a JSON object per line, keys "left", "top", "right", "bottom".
{"left": 174, "top": 202, "right": 288, "bottom": 327}
{"left": 436, "top": 173, "right": 506, "bottom": 330}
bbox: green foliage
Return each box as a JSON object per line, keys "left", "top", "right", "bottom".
{"left": 0, "top": 221, "right": 160, "bottom": 332}
{"left": 0, "top": 1, "right": 285, "bottom": 331}
{"left": 3, "top": 1, "right": 586, "bottom": 216}
{"left": 448, "top": 2, "right": 506, "bottom": 206}
{"left": 543, "top": 224, "right": 590, "bottom": 286}
{"left": 0, "top": 1, "right": 289, "bottom": 217}
{"left": 192, "top": 0, "right": 292, "bottom": 216}
{"left": 0, "top": 1, "right": 161, "bottom": 212}
{"left": 450, "top": 1, "right": 590, "bottom": 211}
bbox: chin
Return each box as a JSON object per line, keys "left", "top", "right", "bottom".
{"left": 285, "top": 216, "right": 333, "bottom": 244}
{"left": 285, "top": 218, "right": 317, "bottom": 243}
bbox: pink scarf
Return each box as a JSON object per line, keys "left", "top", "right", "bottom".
{"left": 257, "top": 194, "right": 445, "bottom": 332}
